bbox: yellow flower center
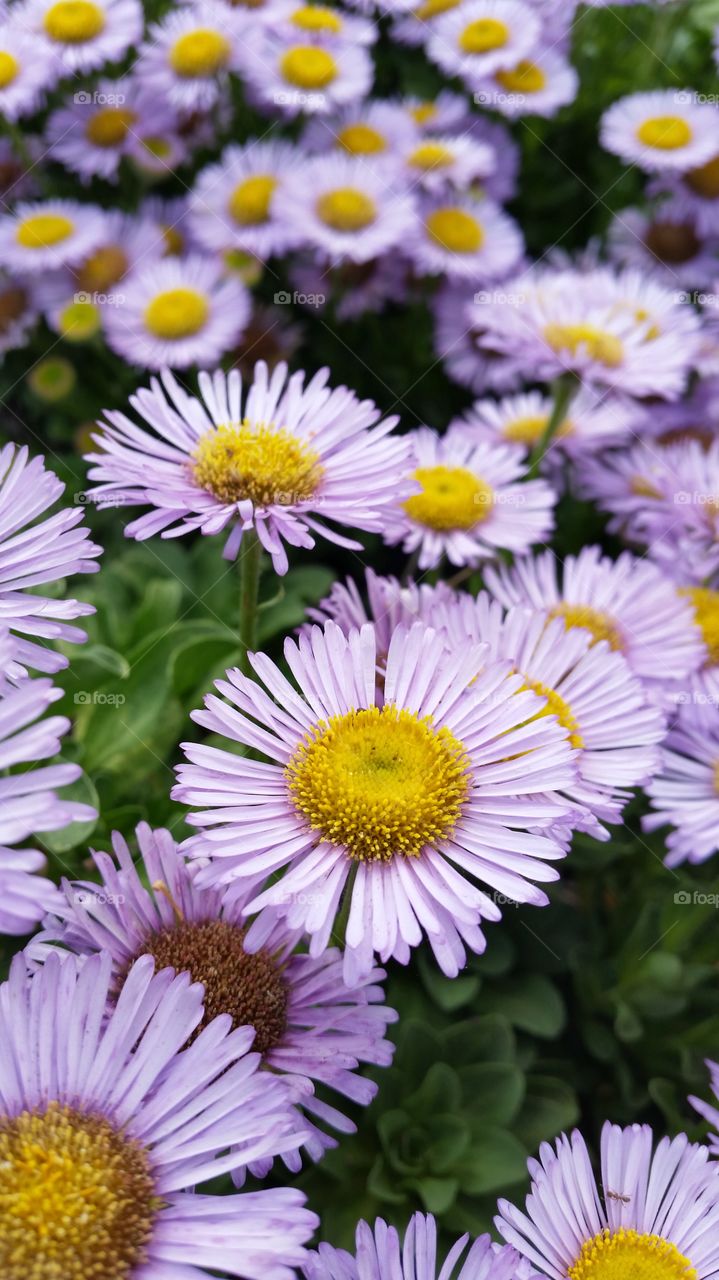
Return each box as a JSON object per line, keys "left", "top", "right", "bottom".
{"left": 75, "top": 244, "right": 128, "bottom": 292}
{"left": 410, "top": 101, "right": 438, "bottom": 123}
{"left": 279, "top": 45, "right": 337, "bottom": 88}
{"left": 459, "top": 16, "right": 508, "bottom": 52}
{"left": 630, "top": 474, "right": 663, "bottom": 500}
{"left": 404, "top": 464, "right": 494, "bottom": 531}
{"left": 43, "top": 0, "right": 105, "bottom": 42}
{"left": 291, "top": 4, "right": 343, "bottom": 31}
{"left": 685, "top": 154, "right": 719, "bottom": 198}
{"left": 169, "top": 28, "right": 231, "bottom": 77}
{"left": 520, "top": 678, "right": 584, "bottom": 749}
{"left": 680, "top": 586, "right": 719, "bottom": 666}
{"left": 426, "top": 207, "right": 483, "bottom": 253}
{"left": 144, "top": 287, "right": 209, "bottom": 339}
{"left": 496, "top": 59, "right": 546, "bottom": 92}
{"left": 549, "top": 602, "right": 624, "bottom": 651}
{"left": 337, "top": 123, "right": 386, "bottom": 154}
{"left": 142, "top": 136, "right": 172, "bottom": 160}
{"left": 0, "top": 51, "right": 19, "bottom": 87}
{"left": 162, "top": 224, "right": 184, "bottom": 254}
{"left": 415, "top": 0, "right": 460, "bottom": 20}
{"left": 192, "top": 420, "right": 324, "bottom": 506}
{"left": 408, "top": 142, "right": 454, "bottom": 170}
{"left": 286, "top": 705, "right": 470, "bottom": 862}
{"left": 636, "top": 116, "right": 692, "bottom": 150}
{"left": 16, "top": 213, "right": 74, "bottom": 248}
{"left": 316, "top": 187, "right": 376, "bottom": 231}
{"left": 544, "top": 323, "right": 624, "bottom": 368}
{"left": 0, "top": 1102, "right": 156, "bottom": 1280}
{"left": 503, "top": 414, "right": 572, "bottom": 445}
{"left": 85, "top": 107, "right": 136, "bottom": 147}
{"left": 228, "top": 174, "right": 277, "bottom": 225}
{"left": 59, "top": 299, "right": 102, "bottom": 340}
{"left": 568, "top": 1228, "right": 697, "bottom": 1280}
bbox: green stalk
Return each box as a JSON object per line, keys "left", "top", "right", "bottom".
{"left": 528, "top": 373, "right": 578, "bottom": 478}
{"left": 238, "top": 530, "right": 263, "bottom": 677}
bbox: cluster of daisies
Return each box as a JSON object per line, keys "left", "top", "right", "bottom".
{"left": 3, "top": 0, "right": 719, "bottom": 1274}
{"left": 0, "top": 0, "right": 589, "bottom": 372}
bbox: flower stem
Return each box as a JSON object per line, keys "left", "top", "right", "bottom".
{"left": 528, "top": 373, "right": 578, "bottom": 478}
{"left": 238, "top": 530, "right": 263, "bottom": 677}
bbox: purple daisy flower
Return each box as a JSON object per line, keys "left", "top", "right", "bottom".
{"left": 473, "top": 47, "right": 578, "bottom": 119}
{"left": 301, "top": 99, "right": 418, "bottom": 159}
{"left": 136, "top": 1, "right": 245, "bottom": 111}
{"left": 237, "top": 29, "right": 373, "bottom": 117}
{"left": 45, "top": 79, "right": 176, "bottom": 184}
{"left": 174, "top": 619, "right": 578, "bottom": 982}
{"left": 438, "top": 594, "right": 665, "bottom": 838}
{"left": 0, "top": 199, "right": 107, "bottom": 275}
{"left": 649, "top": 153, "right": 719, "bottom": 237}
{"left": 383, "top": 426, "right": 556, "bottom": 571}
{"left": 426, "top": 0, "right": 541, "bottom": 85}
{"left": 607, "top": 205, "right": 716, "bottom": 290}
{"left": 278, "top": 152, "right": 418, "bottom": 264}
{"left": 405, "top": 195, "right": 523, "bottom": 281}
{"left": 305, "top": 1213, "right": 534, "bottom": 1280}
{"left": 19, "top": 0, "right": 143, "bottom": 72}
{"left": 643, "top": 706, "right": 719, "bottom": 867}
{"left": 30, "top": 821, "right": 397, "bottom": 1168}
{"left": 600, "top": 89, "right": 719, "bottom": 174}
{"left": 86, "top": 361, "right": 408, "bottom": 575}
{"left": 0, "top": 443, "right": 101, "bottom": 677}
{"left": 396, "top": 132, "right": 496, "bottom": 193}
{"left": 496, "top": 1121, "right": 719, "bottom": 1279}
{"left": 484, "top": 546, "right": 704, "bottom": 690}
{"left": 453, "top": 388, "right": 631, "bottom": 463}
{"left": 478, "top": 266, "right": 701, "bottom": 400}
{"left": 189, "top": 140, "right": 305, "bottom": 260}
{"left": 0, "top": 949, "right": 318, "bottom": 1279}
{"left": 102, "top": 252, "right": 251, "bottom": 370}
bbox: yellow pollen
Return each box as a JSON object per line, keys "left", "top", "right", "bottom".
{"left": 636, "top": 116, "right": 692, "bottom": 150}
{"left": 279, "top": 45, "right": 337, "bottom": 88}
{"left": 16, "top": 212, "right": 74, "bottom": 248}
{"left": 291, "top": 4, "right": 343, "bottom": 31}
{"left": 568, "top": 1228, "right": 697, "bottom": 1280}
{"left": 228, "top": 174, "right": 277, "bottom": 225}
{"left": 75, "top": 244, "right": 128, "bottom": 292}
{"left": 316, "top": 187, "right": 376, "bottom": 231}
{"left": 144, "top": 287, "right": 208, "bottom": 339}
{"left": 192, "top": 420, "right": 324, "bottom": 506}
{"left": 286, "top": 705, "right": 470, "bottom": 862}
{"left": 630, "top": 474, "right": 663, "bottom": 500}
{"left": 415, "top": 0, "right": 460, "bottom": 19}
{"left": 0, "top": 1102, "right": 157, "bottom": 1280}
{"left": 426, "top": 207, "right": 483, "bottom": 253}
{"left": 142, "top": 136, "right": 172, "bottom": 160}
{"left": 685, "top": 155, "right": 719, "bottom": 198}
{"left": 404, "top": 464, "right": 494, "bottom": 531}
{"left": 410, "top": 101, "right": 438, "bottom": 123}
{"left": 496, "top": 59, "right": 546, "bottom": 92}
{"left": 680, "top": 586, "right": 719, "bottom": 666}
{"left": 43, "top": 0, "right": 105, "bottom": 41}
{"left": 0, "top": 51, "right": 19, "bottom": 87}
{"left": 519, "top": 677, "right": 584, "bottom": 749}
{"left": 169, "top": 28, "right": 231, "bottom": 77}
{"left": 544, "top": 322, "right": 624, "bottom": 368}
{"left": 337, "top": 123, "right": 386, "bottom": 154}
{"left": 408, "top": 141, "right": 454, "bottom": 170}
{"left": 503, "top": 414, "right": 572, "bottom": 445}
{"left": 549, "top": 602, "right": 624, "bottom": 651}
{"left": 459, "top": 16, "right": 508, "bottom": 53}
{"left": 85, "top": 107, "right": 136, "bottom": 147}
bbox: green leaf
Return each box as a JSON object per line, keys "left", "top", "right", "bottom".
{"left": 516, "top": 1076, "right": 580, "bottom": 1150}
{"left": 458, "top": 1063, "right": 525, "bottom": 1126}
{"left": 478, "top": 976, "right": 566, "bottom": 1038}
{"left": 42, "top": 773, "right": 99, "bottom": 854}
{"left": 455, "top": 1128, "right": 528, "bottom": 1194}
